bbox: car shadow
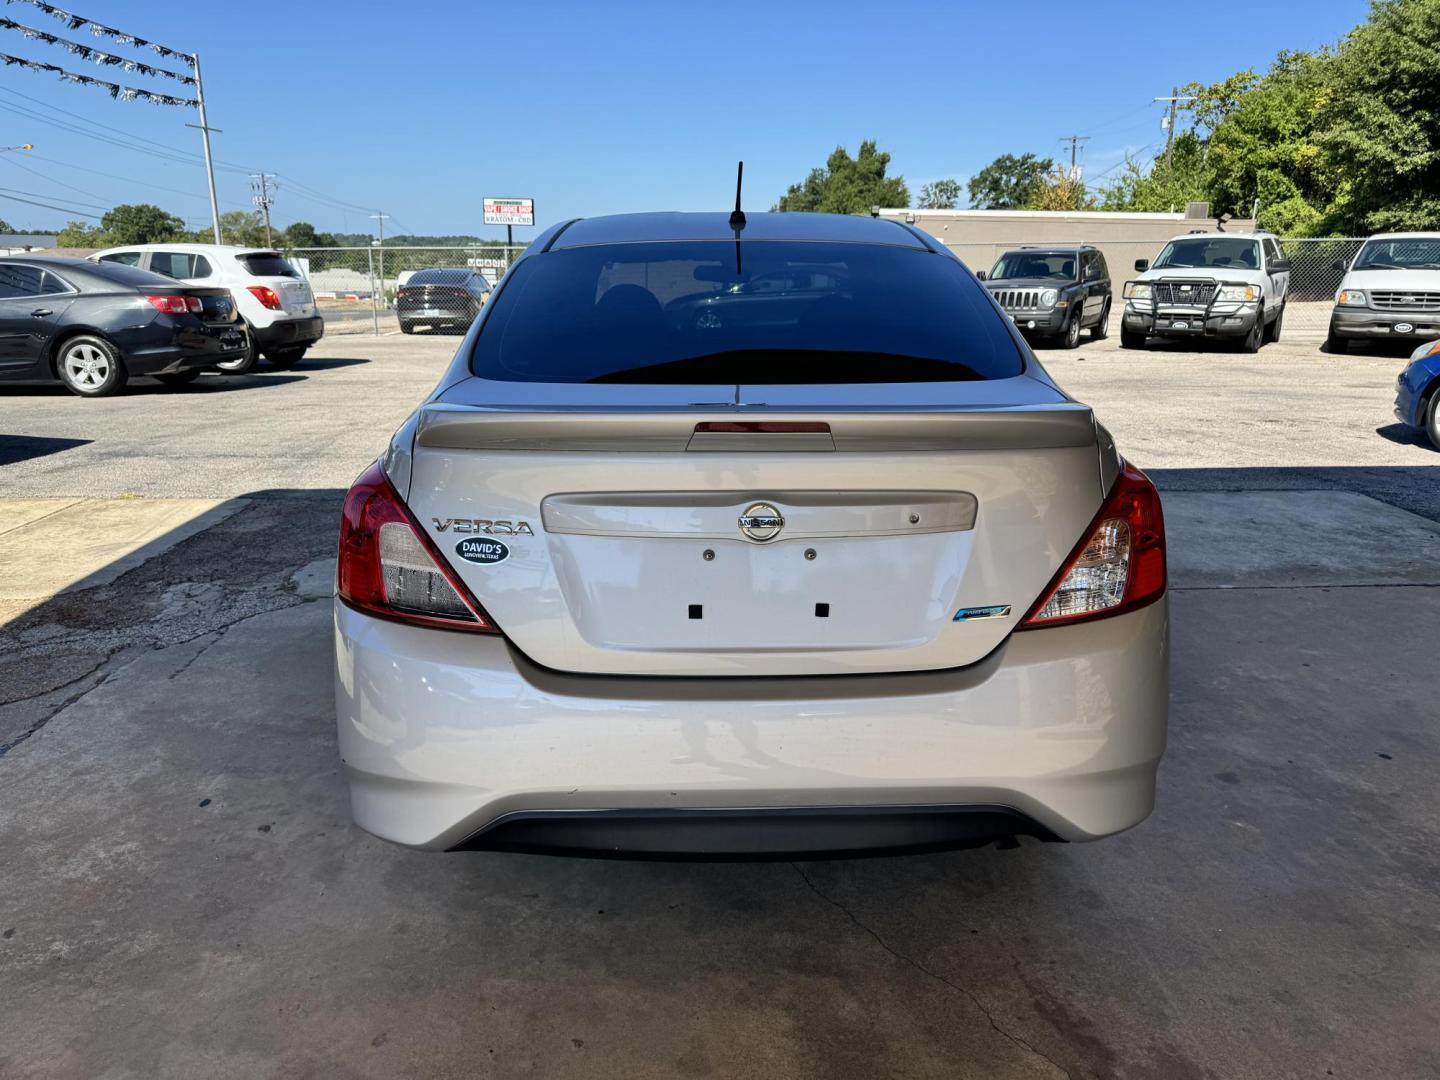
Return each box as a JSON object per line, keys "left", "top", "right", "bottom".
{"left": 0, "top": 374, "right": 307, "bottom": 397}
{"left": 1375, "top": 422, "right": 1435, "bottom": 450}
{"left": 0, "top": 434, "right": 92, "bottom": 466}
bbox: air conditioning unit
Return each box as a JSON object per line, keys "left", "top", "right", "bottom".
{"left": 1183, "top": 201, "right": 1211, "bottom": 219}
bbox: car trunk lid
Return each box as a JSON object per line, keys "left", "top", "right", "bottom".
{"left": 399, "top": 382, "right": 1105, "bottom": 677}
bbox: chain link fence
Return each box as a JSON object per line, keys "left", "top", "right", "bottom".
{"left": 287, "top": 238, "right": 1365, "bottom": 341}
{"left": 287, "top": 246, "right": 524, "bottom": 333}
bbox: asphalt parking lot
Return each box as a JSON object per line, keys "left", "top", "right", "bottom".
{"left": 2, "top": 330, "right": 1438, "bottom": 1079}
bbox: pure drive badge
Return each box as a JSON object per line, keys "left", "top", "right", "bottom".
{"left": 455, "top": 537, "right": 509, "bottom": 565}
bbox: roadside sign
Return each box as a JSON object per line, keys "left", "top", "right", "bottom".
{"left": 484, "top": 197, "right": 534, "bottom": 227}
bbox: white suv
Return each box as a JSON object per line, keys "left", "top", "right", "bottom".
{"left": 1121, "top": 231, "right": 1290, "bottom": 352}
{"left": 1328, "top": 233, "right": 1440, "bottom": 353}
{"left": 90, "top": 244, "right": 323, "bottom": 373}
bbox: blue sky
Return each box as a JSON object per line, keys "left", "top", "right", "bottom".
{"left": 0, "top": 0, "right": 1369, "bottom": 239}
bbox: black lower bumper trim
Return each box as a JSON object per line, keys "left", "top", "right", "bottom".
{"left": 449, "top": 804, "right": 1062, "bottom": 860}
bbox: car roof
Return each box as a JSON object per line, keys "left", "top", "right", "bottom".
{"left": 547, "top": 212, "right": 930, "bottom": 251}
{"left": 92, "top": 243, "right": 280, "bottom": 255}
{"left": 0, "top": 255, "right": 96, "bottom": 268}
{"left": 1164, "top": 231, "right": 1272, "bottom": 241}
{"left": 1366, "top": 232, "right": 1440, "bottom": 240}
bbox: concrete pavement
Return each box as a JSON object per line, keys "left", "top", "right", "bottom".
{"left": 0, "top": 488, "right": 1437, "bottom": 1079}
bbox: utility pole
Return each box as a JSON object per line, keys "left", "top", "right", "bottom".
{"left": 186, "top": 52, "right": 223, "bottom": 245}
{"left": 1155, "top": 88, "right": 1197, "bottom": 172}
{"left": 1058, "top": 134, "right": 1090, "bottom": 179}
{"left": 250, "top": 173, "right": 277, "bottom": 246}
{"left": 370, "top": 212, "right": 389, "bottom": 308}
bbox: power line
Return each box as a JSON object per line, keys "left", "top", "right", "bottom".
{"left": 26, "top": 151, "right": 252, "bottom": 209}
{"left": 0, "top": 189, "right": 102, "bottom": 217}
{"left": 1, "top": 151, "right": 111, "bottom": 203}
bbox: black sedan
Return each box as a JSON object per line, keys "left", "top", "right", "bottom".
{"left": 0, "top": 256, "right": 247, "bottom": 397}
{"left": 396, "top": 268, "right": 492, "bottom": 334}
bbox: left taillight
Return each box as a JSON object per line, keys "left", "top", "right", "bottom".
{"left": 336, "top": 460, "right": 498, "bottom": 633}
{"left": 247, "top": 285, "right": 283, "bottom": 310}
{"left": 1019, "top": 462, "right": 1166, "bottom": 629}
{"left": 146, "top": 294, "right": 202, "bottom": 314}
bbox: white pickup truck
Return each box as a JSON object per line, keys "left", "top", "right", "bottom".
{"left": 1328, "top": 233, "right": 1440, "bottom": 353}
{"left": 1121, "top": 231, "right": 1290, "bottom": 352}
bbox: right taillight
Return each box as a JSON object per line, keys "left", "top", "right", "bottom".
{"left": 247, "top": 285, "right": 283, "bottom": 310}
{"left": 1019, "top": 462, "right": 1166, "bottom": 629}
{"left": 336, "top": 460, "right": 498, "bottom": 633}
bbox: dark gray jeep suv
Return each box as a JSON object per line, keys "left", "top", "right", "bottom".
{"left": 979, "top": 246, "right": 1112, "bottom": 348}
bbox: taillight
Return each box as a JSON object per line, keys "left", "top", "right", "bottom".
{"left": 336, "top": 461, "right": 498, "bottom": 633}
{"left": 1019, "top": 462, "right": 1166, "bottom": 629}
{"left": 146, "top": 294, "right": 201, "bottom": 314}
{"left": 247, "top": 285, "right": 283, "bottom": 310}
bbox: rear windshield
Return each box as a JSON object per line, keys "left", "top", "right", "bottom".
{"left": 407, "top": 268, "right": 472, "bottom": 286}
{"left": 83, "top": 260, "right": 179, "bottom": 287}
{"left": 989, "top": 251, "right": 1078, "bottom": 281}
{"left": 237, "top": 253, "right": 299, "bottom": 278}
{"left": 469, "top": 241, "right": 1022, "bottom": 383}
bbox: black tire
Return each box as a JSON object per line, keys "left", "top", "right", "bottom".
{"left": 264, "top": 347, "right": 307, "bottom": 370}
{"left": 1059, "top": 309, "right": 1083, "bottom": 349}
{"left": 1120, "top": 327, "right": 1146, "bottom": 349}
{"left": 1091, "top": 298, "right": 1110, "bottom": 340}
{"left": 215, "top": 325, "right": 261, "bottom": 375}
{"left": 154, "top": 369, "right": 203, "bottom": 387}
{"left": 55, "top": 334, "right": 128, "bottom": 397}
{"left": 399, "top": 321, "right": 415, "bottom": 335}
{"left": 1426, "top": 389, "right": 1440, "bottom": 452}
{"left": 1326, "top": 322, "right": 1350, "bottom": 354}
{"left": 1236, "top": 308, "right": 1264, "bottom": 353}
{"left": 1264, "top": 303, "right": 1285, "bottom": 344}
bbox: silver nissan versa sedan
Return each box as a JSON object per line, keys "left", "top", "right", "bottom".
{"left": 333, "top": 211, "right": 1169, "bottom": 858}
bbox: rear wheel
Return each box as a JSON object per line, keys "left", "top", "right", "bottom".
{"left": 399, "top": 321, "right": 416, "bottom": 335}
{"left": 57, "top": 335, "right": 128, "bottom": 397}
{"left": 1059, "top": 309, "right": 1082, "bottom": 349}
{"left": 264, "top": 346, "right": 308, "bottom": 370}
{"left": 1426, "top": 389, "right": 1440, "bottom": 451}
{"left": 154, "top": 369, "right": 203, "bottom": 387}
{"left": 1325, "top": 322, "right": 1351, "bottom": 354}
{"left": 1120, "top": 327, "right": 1146, "bottom": 349}
{"left": 1091, "top": 299, "right": 1110, "bottom": 340}
{"left": 215, "top": 326, "right": 260, "bottom": 375}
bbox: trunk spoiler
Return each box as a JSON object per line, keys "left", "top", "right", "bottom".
{"left": 413, "top": 403, "right": 1097, "bottom": 453}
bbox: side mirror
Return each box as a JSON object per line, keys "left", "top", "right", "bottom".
{"left": 1134, "top": 259, "right": 1150, "bottom": 273}
{"left": 1330, "top": 259, "right": 1346, "bottom": 273}
{"left": 975, "top": 270, "right": 987, "bottom": 281}
{"left": 1271, "top": 259, "right": 1291, "bottom": 271}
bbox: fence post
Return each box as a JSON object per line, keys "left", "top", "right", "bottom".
{"left": 367, "top": 245, "right": 378, "bottom": 337}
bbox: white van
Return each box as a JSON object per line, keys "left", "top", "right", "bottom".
{"left": 90, "top": 243, "right": 324, "bottom": 373}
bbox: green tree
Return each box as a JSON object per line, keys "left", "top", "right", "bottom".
{"left": 56, "top": 220, "right": 109, "bottom": 247}
{"left": 917, "top": 178, "right": 962, "bottom": 209}
{"left": 1317, "top": 0, "right": 1440, "bottom": 231}
{"left": 773, "top": 141, "right": 910, "bottom": 214}
{"left": 282, "top": 221, "right": 336, "bottom": 248}
{"left": 1098, "top": 132, "right": 1212, "bottom": 213}
{"left": 100, "top": 203, "right": 185, "bottom": 245}
{"left": 215, "top": 210, "right": 269, "bottom": 247}
{"left": 966, "top": 153, "right": 1053, "bottom": 209}
{"left": 1028, "top": 169, "right": 1091, "bottom": 211}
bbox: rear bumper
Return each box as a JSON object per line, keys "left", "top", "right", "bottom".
{"left": 115, "top": 320, "right": 248, "bottom": 374}
{"left": 252, "top": 315, "right": 324, "bottom": 350}
{"left": 334, "top": 598, "right": 1170, "bottom": 854}
{"left": 1123, "top": 303, "right": 1258, "bottom": 338}
{"left": 398, "top": 306, "right": 475, "bottom": 323}
{"left": 1331, "top": 306, "right": 1440, "bottom": 340}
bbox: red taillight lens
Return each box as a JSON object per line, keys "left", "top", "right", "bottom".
{"left": 146, "top": 294, "right": 194, "bottom": 314}
{"left": 336, "top": 461, "right": 498, "bottom": 633}
{"left": 1019, "top": 462, "right": 1166, "bottom": 629}
{"left": 247, "top": 285, "right": 283, "bottom": 310}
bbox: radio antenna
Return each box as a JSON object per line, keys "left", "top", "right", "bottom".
{"left": 729, "top": 161, "right": 746, "bottom": 230}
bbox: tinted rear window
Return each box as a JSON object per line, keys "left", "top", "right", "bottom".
{"left": 237, "top": 253, "right": 298, "bottom": 278}
{"left": 469, "top": 241, "right": 1022, "bottom": 384}
{"left": 408, "top": 268, "right": 473, "bottom": 286}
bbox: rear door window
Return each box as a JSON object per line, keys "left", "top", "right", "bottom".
{"left": 470, "top": 240, "right": 1023, "bottom": 384}
{"left": 237, "top": 253, "right": 299, "bottom": 278}
{"left": 0, "top": 263, "right": 48, "bottom": 298}
{"left": 149, "top": 252, "right": 211, "bottom": 279}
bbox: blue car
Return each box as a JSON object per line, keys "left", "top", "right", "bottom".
{"left": 1396, "top": 339, "right": 1440, "bottom": 449}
